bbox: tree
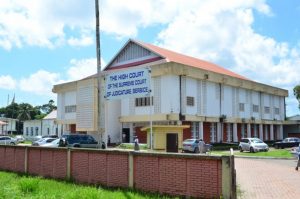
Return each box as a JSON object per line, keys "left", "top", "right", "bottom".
{"left": 294, "top": 85, "right": 300, "bottom": 109}
{"left": 17, "top": 103, "right": 33, "bottom": 121}
{"left": 40, "top": 100, "right": 57, "bottom": 114}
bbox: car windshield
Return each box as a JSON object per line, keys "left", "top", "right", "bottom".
{"left": 251, "top": 139, "right": 263, "bottom": 143}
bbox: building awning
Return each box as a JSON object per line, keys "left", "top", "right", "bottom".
{"left": 141, "top": 125, "right": 190, "bottom": 132}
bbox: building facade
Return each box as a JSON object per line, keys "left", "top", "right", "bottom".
{"left": 23, "top": 110, "right": 63, "bottom": 139}
{"left": 53, "top": 39, "right": 288, "bottom": 145}
{"left": 0, "top": 117, "right": 18, "bottom": 134}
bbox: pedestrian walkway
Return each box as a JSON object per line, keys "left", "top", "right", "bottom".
{"left": 235, "top": 158, "right": 300, "bottom": 199}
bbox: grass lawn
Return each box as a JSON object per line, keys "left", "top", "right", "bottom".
{"left": 0, "top": 171, "right": 176, "bottom": 199}
{"left": 212, "top": 148, "right": 294, "bottom": 158}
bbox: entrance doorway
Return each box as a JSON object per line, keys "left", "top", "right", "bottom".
{"left": 166, "top": 133, "right": 178, "bottom": 152}
{"left": 122, "top": 128, "right": 130, "bottom": 143}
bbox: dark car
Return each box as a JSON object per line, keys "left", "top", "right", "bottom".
{"left": 273, "top": 137, "right": 300, "bottom": 149}
{"left": 182, "top": 139, "right": 212, "bottom": 153}
{"left": 60, "top": 134, "right": 98, "bottom": 148}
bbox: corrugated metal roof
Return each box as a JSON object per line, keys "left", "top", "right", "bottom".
{"left": 43, "top": 110, "right": 57, "bottom": 120}
{"left": 132, "top": 39, "right": 248, "bottom": 80}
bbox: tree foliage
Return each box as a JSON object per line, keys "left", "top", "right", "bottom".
{"left": 294, "top": 85, "right": 300, "bottom": 110}
{"left": 0, "top": 100, "right": 57, "bottom": 121}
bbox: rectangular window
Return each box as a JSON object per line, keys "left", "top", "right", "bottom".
{"left": 274, "top": 107, "right": 279, "bottom": 115}
{"left": 186, "top": 96, "right": 195, "bottom": 106}
{"left": 26, "top": 127, "right": 29, "bottom": 136}
{"left": 30, "top": 127, "right": 33, "bottom": 136}
{"left": 135, "top": 97, "right": 153, "bottom": 107}
{"left": 239, "top": 103, "right": 245, "bottom": 112}
{"left": 65, "top": 105, "right": 76, "bottom": 113}
{"left": 35, "top": 127, "right": 39, "bottom": 136}
{"left": 253, "top": 105, "right": 259, "bottom": 113}
{"left": 47, "top": 128, "right": 50, "bottom": 135}
{"left": 264, "top": 106, "right": 270, "bottom": 114}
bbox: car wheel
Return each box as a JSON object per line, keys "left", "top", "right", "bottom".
{"left": 73, "top": 144, "right": 80, "bottom": 148}
{"left": 250, "top": 147, "right": 254, "bottom": 153}
{"left": 10, "top": 142, "right": 15, "bottom": 145}
{"left": 239, "top": 146, "right": 243, "bottom": 152}
{"left": 194, "top": 147, "right": 200, "bottom": 153}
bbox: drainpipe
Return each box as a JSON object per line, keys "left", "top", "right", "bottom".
{"left": 179, "top": 75, "right": 183, "bottom": 121}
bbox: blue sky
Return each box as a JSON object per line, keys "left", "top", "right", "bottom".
{"left": 0, "top": 0, "right": 299, "bottom": 116}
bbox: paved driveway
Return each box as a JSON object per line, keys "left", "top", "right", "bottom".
{"left": 235, "top": 157, "right": 300, "bottom": 199}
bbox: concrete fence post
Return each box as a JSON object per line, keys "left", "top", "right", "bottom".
{"left": 222, "top": 155, "right": 236, "bottom": 199}
{"left": 24, "top": 147, "right": 28, "bottom": 173}
{"left": 128, "top": 152, "right": 134, "bottom": 188}
{"left": 67, "top": 149, "right": 71, "bottom": 180}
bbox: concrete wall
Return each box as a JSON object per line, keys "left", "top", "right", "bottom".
{"left": 0, "top": 145, "right": 235, "bottom": 199}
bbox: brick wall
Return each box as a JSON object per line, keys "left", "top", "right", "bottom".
{"left": 0, "top": 145, "right": 234, "bottom": 199}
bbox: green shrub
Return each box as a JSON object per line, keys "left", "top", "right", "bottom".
{"left": 18, "top": 177, "right": 40, "bottom": 194}
{"left": 211, "top": 143, "right": 239, "bottom": 151}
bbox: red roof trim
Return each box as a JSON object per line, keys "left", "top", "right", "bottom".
{"left": 105, "top": 57, "right": 163, "bottom": 71}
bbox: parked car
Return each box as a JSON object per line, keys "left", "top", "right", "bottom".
{"left": 182, "top": 139, "right": 212, "bottom": 153}
{"left": 273, "top": 137, "right": 300, "bottom": 149}
{"left": 15, "top": 135, "right": 25, "bottom": 143}
{"left": 0, "top": 136, "right": 18, "bottom": 145}
{"left": 239, "top": 138, "right": 269, "bottom": 153}
{"left": 42, "top": 135, "right": 59, "bottom": 139}
{"left": 40, "top": 138, "right": 60, "bottom": 148}
{"left": 60, "top": 134, "right": 98, "bottom": 148}
{"left": 32, "top": 137, "right": 57, "bottom": 146}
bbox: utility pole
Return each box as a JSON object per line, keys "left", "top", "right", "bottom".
{"left": 95, "top": 0, "right": 103, "bottom": 147}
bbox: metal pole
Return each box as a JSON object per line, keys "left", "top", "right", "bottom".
{"left": 95, "top": 0, "right": 102, "bottom": 147}
{"left": 149, "top": 69, "right": 153, "bottom": 150}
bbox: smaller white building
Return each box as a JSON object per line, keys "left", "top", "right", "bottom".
{"left": 0, "top": 117, "right": 18, "bottom": 134}
{"left": 23, "top": 110, "right": 63, "bottom": 139}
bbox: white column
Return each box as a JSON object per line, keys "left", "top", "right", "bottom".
{"left": 199, "top": 122, "right": 204, "bottom": 140}
{"left": 279, "top": 124, "right": 283, "bottom": 140}
{"left": 254, "top": 124, "right": 257, "bottom": 137}
{"left": 233, "top": 123, "right": 238, "bottom": 142}
{"left": 217, "top": 122, "right": 222, "bottom": 142}
{"left": 247, "top": 123, "right": 251, "bottom": 138}
{"left": 192, "top": 122, "right": 196, "bottom": 138}
{"left": 259, "top": 124, "right": 263, "bottom": 140}
{"left": 276, "top": 125, "right": 280, "bottom": 140}
{"left": 270, "top": 124, "right": 274, "bottom": 140}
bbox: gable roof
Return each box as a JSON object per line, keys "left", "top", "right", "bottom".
{"left": 104, "top": 39, "right": 248, "bottom": 80}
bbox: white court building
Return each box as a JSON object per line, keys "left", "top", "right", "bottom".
{"left": 53, "top": 39, "right": 288, "bottom": 145}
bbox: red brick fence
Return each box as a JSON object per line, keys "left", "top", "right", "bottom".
{"left": 0, "top": 145, "right": 236, "bottom": 198}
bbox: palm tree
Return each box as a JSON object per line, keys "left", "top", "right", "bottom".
{"left": 17, "top": 103, "right": 33, "bottom": 121}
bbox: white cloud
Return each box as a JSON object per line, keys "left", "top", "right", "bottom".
{"left": 0, "top": 75, "right": 17, "bottom": 89}
{"left": 66, "top": 58, "right": 106, "bottom": 81}
{"left": 19, "top": 70, "right": 61, "bottom": 96}
{"left": 68, "top": 35, "right": 93, "bottom": 47}
{"left": 0, "top": 0, "right": 95, "bottom": 50}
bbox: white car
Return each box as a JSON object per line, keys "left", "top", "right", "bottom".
{"left": 32, "top": 137, "right": 57, "bottom": 146}
{"left": 0, "top": 136, "right": 18, "bottom": 145}
{"left": 40, "top": 139, "right": 61, "bottom": 147}
{"left": 239, "top": 138, "right": 269, "bottom": 153}
{"left": 15, "top": 135, "right": 25, "bottom": 143}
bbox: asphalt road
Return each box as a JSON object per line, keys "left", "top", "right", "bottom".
{"left": 235, "top": 157, "right": 300, "bottom": 199}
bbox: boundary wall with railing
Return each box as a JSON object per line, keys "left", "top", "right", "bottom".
{"left": 0, "top": 146, "right": 236, "bottom": 199}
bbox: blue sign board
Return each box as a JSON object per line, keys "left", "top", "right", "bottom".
{"left": 105, "top": 68, "right": 150, "bottom": 100}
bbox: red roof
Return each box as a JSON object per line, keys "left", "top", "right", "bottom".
{"left": 133, "top": 40, "right": 249, "bottom": 80}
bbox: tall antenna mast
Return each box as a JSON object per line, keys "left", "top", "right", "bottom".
{"left": 95, "top": 0, "right": 102, "bottom": 146}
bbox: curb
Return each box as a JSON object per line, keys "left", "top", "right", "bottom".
{"left": 234, "top": 155, "right": 297, "bottom": 160}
